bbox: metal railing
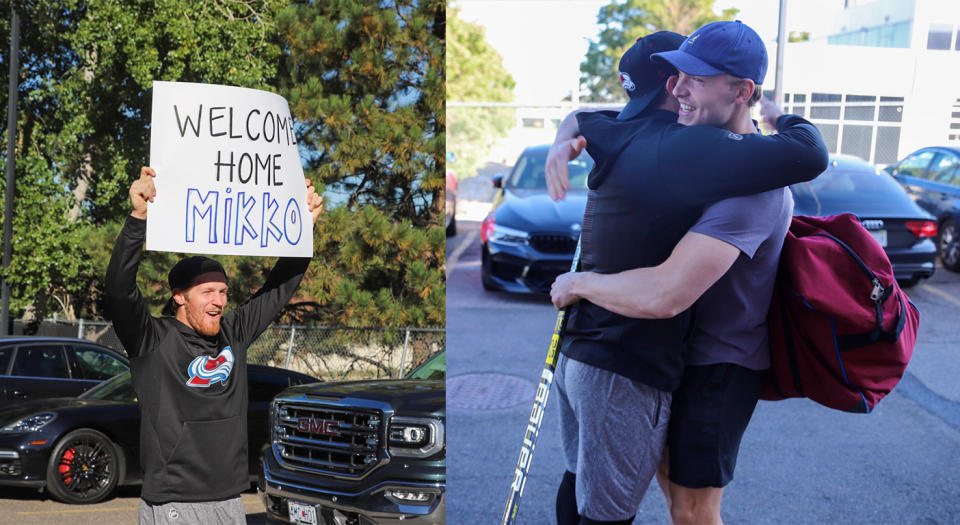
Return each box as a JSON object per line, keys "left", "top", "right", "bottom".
{"left": 15, "top": 318, "right": 444, "bottom": 381}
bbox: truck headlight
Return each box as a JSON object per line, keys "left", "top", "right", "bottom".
{"left": 387, "top": 417, "right": 444, "bottom": 458}
{"left": 385, "top": 489, "right": 436, "bottom": 505}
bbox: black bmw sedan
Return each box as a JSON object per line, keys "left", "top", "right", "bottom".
{"left": 0, "top": 364, "right": 316, "bottom": 504}
{"left": 790, "top": 154, "right": 938, "bottom": 286}
{"left": 480, "top": 144, "right": 593, "bottom": 294}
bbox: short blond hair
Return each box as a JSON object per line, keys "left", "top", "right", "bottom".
{"left": 727, "top": 75, "right": 762, "bottom": 106}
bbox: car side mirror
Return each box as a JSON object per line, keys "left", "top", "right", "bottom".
{"left": 492, "top": 174, "right": 504, "bottom": 189}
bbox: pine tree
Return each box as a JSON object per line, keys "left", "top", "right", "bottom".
{"left": 274, "top": 0, "right": 445, "bottom": 327}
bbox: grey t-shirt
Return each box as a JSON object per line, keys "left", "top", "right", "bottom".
{"left": 686, "top": 187, "right": 794, "bottom": 370}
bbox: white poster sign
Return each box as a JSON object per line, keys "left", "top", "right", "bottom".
{"left": 147, "top": 81, "right": 311, "bottom": 257}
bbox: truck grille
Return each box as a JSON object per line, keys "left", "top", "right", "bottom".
{"left": 274, "top": 402, "right": 383, "bottom": 477}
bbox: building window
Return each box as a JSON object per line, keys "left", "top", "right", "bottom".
{"left": 885, "top": 21, "right": 912, "bottom": 48}
{"left": 878, "top": 106, "right": 903, "bottom": 122}
{"left": 841, "top": 125, "right": 873, "bottom": 160}
{"left": 818, "top": 124, "right": 839, "bottom": 152}
{"left": 878, "top": 96, "right": 904, "bottom": 123}
{"left": 827, "top": 21, "right": 911, "bottom": 48}
{"left": 927, "top": 24, "right": 953, "bottom": 50}
{"left": 845, "top": 95, "right": 876, "bottom": 121}
{"left": 874, "top": 127, "right": 901, "bottom": 165}
{"left": 811, "top": 93, "right": 841, "bottom": 120}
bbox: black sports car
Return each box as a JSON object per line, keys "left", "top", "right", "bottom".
{"left": 0, "top": 337, "right": 130, "bottom": 404}
{"left": 0, "top": 364, "right": 317, "bottom": 504}
{"left": 480, "top": 144, "right": 593, "bottom": 294}
{"left": 791, "top": 154, "right": 938, "bottom": 286}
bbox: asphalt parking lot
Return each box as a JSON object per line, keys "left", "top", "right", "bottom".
{"left": 0, "top": 486, "right": 271, "bottom": 524}
{"left": 445, "top": 169, "right": 960, "bottom": 524}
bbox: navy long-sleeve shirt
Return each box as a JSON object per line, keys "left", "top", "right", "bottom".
{"left": 562, "top": 109, "right": 828, "bottom": 392}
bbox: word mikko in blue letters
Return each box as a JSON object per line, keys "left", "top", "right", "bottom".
{"left": 173, "top": 104, "right": 303, "bottom": 248}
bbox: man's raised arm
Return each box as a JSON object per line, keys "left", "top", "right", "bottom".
{"left": 104, "top": 167, "right": 158, "bottom": 358}
{"left": 228, "top": 179, "right": 324, "bottom": 347}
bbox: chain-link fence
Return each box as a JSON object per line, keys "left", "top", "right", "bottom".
{"left": 15, "top": 318, "right": 444, "bottom": 381}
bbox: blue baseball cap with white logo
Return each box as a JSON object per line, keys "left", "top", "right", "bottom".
{"left": 650, "top": 20, "right": 767, "bottom": 84}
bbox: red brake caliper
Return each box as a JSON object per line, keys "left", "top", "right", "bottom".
{"left": 59, "top": 447, "right": 75, "bottom": 485}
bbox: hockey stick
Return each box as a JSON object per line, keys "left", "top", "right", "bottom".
{"left": 500, "top": 238, "right": 582, "bottom": 525}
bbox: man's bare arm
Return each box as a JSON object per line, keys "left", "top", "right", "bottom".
{"left": 550, "top": 232, "right": 740, "bottom": 318}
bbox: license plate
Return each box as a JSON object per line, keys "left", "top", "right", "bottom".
{"left": 288, "top": 501, "right": 319, "bottom": 525}
{"left": 869, "top": 229, "right": 887, "bottom": 247}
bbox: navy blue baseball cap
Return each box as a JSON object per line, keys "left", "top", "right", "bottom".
{"left": 616, "top": 31, "right": 687, "bottom": 121}
{"left": 650, "top": 21, "right": 767, "bottom": 84}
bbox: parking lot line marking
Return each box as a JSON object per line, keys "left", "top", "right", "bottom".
{"left": 918, "top": 284, "right": 960, "bottom": 308}
{"left": 446, "top": 227, "right": 478, "bottom": 276}
{"left": 16, "top": 507, "right": 137, "bottom": 515}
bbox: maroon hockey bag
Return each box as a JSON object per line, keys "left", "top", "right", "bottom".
{"left": 761, "top": 213, "right": 919, "bottom": 413}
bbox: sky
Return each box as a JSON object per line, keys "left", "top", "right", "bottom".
{"left": 453, "top": 0, "right": 845, "bottom": 104}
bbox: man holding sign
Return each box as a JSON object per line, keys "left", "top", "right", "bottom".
{"left": 105, "top": 166, "right": 323, "bottom": 525}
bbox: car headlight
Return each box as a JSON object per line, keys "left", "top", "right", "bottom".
{"left": 388, "top": 417, "right": 444, "bottom": 458}
{"left": 489, "top": 224, "right": 529, "bottom": 245}
{"left": 1, "top": 413, "right": 56, "bottom": 433}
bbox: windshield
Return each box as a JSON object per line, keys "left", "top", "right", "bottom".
{"left": 79, "top": 371, "right": 137, "bottom": 402}
{"left": 507, "top": 149, "right": 592, "bottom": 190}
{"left": 406, "top": 350, "right": 446, "bottom": 381}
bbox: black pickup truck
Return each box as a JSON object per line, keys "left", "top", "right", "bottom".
{"left": 258, "top": 350, "right": 445, "bottom": 525}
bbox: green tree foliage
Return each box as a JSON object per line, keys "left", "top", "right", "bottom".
{"left": 446, "top": 4, "right": 515, "bottom": 178}
{"left": 1, "top": 0, "right": 444, "bottom": 328}
{"left": 789, "top": 30, "right": 810, "bottom": 42}
{"left": 0, "top": 0, "right": 284, "bottom": 320}
{"left": 251, "top": 0, "right": 445, "bottom": 327}
{"left": 580, "top": 0, "right": 738, "bottom": 102}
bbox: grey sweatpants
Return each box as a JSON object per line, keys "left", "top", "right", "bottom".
{"left": 554, "top": 354, "right": 671, "bottom": 521}
{"left": 138, "top": 497, "right": 246, "bottom": 525}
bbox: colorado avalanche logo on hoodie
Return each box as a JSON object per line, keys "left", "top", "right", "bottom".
{"left": 186, "top": 347, "right": 234, "bottom": 387}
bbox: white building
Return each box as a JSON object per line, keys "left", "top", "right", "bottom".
{"left": 487, "top": 0, "right": 960, "bottom": 167}
{"left": 774, "top": 0, "right": 960, "bottom": 165}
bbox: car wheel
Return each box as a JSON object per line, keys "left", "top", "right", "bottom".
{"left": 446, "top": 215, "right": 457, "bottom": 237}
{"left": 939, "top": 218, "right": 960, "bottom": 272}
{"left": 45, "top": 428, "right": 121, "bottom": 504}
